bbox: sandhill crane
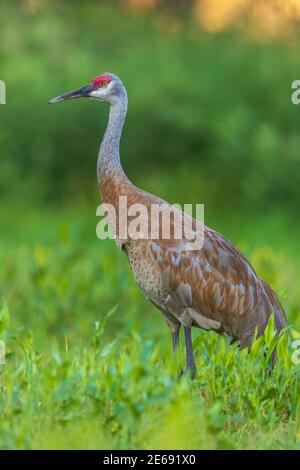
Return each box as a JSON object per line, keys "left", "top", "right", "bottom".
{"left": 49, "top": 73, "right": 286, "bottom": 377}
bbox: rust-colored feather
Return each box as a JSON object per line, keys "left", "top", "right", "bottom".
{"left": 100, "top": 174, "right": 286, "bottom": 349}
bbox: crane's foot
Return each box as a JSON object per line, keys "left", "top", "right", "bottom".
{"left": 178, "top": 366, "right": 197, "bottom": 380}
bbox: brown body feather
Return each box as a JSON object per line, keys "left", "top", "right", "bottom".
{"left": 100, "top": 170, "right": 286, "bottom": 349}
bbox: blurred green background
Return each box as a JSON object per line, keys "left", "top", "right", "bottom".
{"left": 1, "top": 0, "right": 300, "bottom": 212}
{"left": 0, "top": 0, "right": 300, "bottom": 450}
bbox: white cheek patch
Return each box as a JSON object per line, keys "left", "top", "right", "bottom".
{"left": 89, "top": 90, "right": 103, "bottom": 99}
{"left": 90, "top": 82, "right": 113, "bottom": 100}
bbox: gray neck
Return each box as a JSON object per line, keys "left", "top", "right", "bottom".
{"left": 97, "top": 94, "right": 128, "bottom": 182}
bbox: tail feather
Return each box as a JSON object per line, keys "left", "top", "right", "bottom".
{"left": 238, "top": 279, "right": 286, "bottom": 362}
{"left": 259, "top": 280, "right": 286, "bottom": 371}
{"left": 260, "top": 279, "right": 286, "bottom": 334}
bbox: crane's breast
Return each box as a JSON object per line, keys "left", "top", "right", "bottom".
{"left": 125, "top": 240, "right": 167, "bottom": 306}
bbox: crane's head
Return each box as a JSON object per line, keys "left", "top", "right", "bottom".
{"left": 49, "top": 73, "right": 126, "bottom": 105}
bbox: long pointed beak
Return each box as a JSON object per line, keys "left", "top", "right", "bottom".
{"left": 49, "top": 84, "right": 93, "bottom": 104}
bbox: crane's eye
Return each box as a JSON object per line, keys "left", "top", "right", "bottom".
{"left": 102, "top": 81, "right": 109, "bottom": 87}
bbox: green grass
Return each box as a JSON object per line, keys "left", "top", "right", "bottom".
{"left": 0, "top": 207, "right": 299, "bottom": 450}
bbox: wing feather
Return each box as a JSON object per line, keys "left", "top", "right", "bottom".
{"left": 149, "top": 225, "right": 285, "bottom": 346}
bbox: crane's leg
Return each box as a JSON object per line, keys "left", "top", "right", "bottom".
{"left": 172, "top": 330, "right": 180, "bottom": 353}
{"left": 165, "top": 317, "right": 180, "bottom": 355}
{"left": 183, "top": 326, "right": 196, "bottom": 379}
